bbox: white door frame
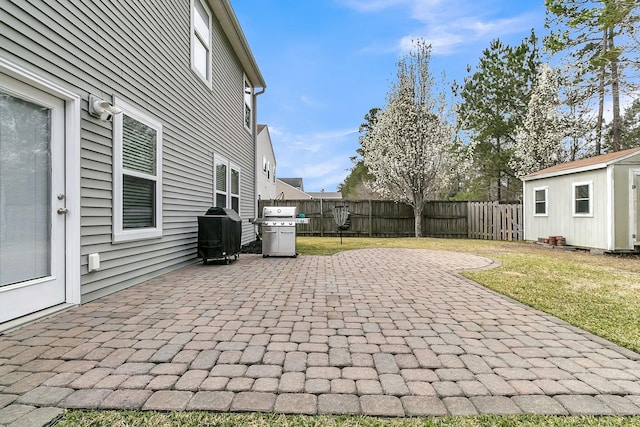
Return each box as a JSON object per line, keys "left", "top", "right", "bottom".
{"left": 0, "top": 57, "right": 81, "bottom": 322}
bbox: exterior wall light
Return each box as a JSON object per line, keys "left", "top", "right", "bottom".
{"left": 89, "top": 94, "right": 123, "bottom": 121}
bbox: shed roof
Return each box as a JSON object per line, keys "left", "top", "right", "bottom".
{"left": 522, "top": 147, "right": 640, "bottom": 181}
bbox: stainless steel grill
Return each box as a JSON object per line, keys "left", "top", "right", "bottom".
{"left": 254, "top": 206, "right": 309, "bottom": 257}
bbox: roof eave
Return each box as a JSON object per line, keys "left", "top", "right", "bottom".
{"left": 522, "top": 163, "right": 607, "bottom": 181}
{"left": 210, "top": 0, "right": 266, "bottom": 89}
{"left": 522, "top": 149, "right": 640, "bottom": 182}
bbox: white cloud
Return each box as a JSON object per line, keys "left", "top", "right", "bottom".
{"left": 338, "top": 0, "right": 407, "bottom": 13}
{"left": 345, "top": 0, "right": 541, "bottom": 56}
{"left": 269, "top": 126, "right": 359, "bottom": 191}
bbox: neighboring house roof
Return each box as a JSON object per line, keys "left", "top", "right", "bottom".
{"left": 307, "top": 191, "right": 342, "bottom": 200}
{"left": 276, "top": 179, "right": 312, "bottom": 199}
{"left": 257, "top": 124, "right": 275, "bottom": 160}
{"left": 522, "top": 147, "right": 640, "bottom": 181}
{"left": 279, "top": 178, "right": 304, "bottom": 191}
{"left": 212, "top": 0, "right": 266, "bottom": 88}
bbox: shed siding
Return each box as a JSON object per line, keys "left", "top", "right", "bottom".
{"left": 1, "top": 0, "right": 258, "bottom": 301}
{"left": 524, "top": 169, "right": 608, "bottom": 249}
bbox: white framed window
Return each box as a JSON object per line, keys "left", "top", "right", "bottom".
{"left": 262, "top": 155, "right": 267, "bottom": 174}
{"left": 214, "top": 154, "right": 228, "bottom": 208}
{"left": 113, "top": 99, "right": 163, "bottom": 242}
{"left": 230, "top": 163, "right": 240, "bottom": 213}
{"left": 533, "top": 186, "right": 548, "bottom": 216}
{"left": 244, "top": 76, "right": 252, "bottom": 133}
{"left": 573, "top": 181, "right": 592, "bottom": 216}
{"left": 191, "top": 0, "right": 212, "bottom": 85}
{"left": 213, "top": 154, "right": 241, "bottom": 214}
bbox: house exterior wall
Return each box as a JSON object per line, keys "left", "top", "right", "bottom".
{"left": 524, "top": 169, "right": 609, "bottom": 249}
{"left": 1, "top": 0, "right": 261, "bottom": 302}
{"left": 257, "top": 126, "right": 277, "bottom": 200}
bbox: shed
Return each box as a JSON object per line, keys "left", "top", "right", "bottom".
{"left": 522, "top": 147, "right": 640, "bottom": 251}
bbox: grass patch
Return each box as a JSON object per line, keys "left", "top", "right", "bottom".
{"left": 297, "top": 237, "right": 640, "bottom": 353}
{"left": 57, "top": 410, "right": 640, "bottom": 427}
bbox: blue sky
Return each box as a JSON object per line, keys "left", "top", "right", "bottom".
{"left": 232, "top": 0, "right": 546, "bottom": 192}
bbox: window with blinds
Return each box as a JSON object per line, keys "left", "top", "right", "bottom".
{"left": 213, "top": 155, "right": 241, "bottom": 214}
{"left": 215, "top": 160, "right": 227, "bottom": 208}
{"left": 231, "top": 167, "right": 240, "bottom": 213}
{"left": 122, "top": 116, "right": 157, "bottom": 228}
{"left": 113, "top": 99, "right": 162, "bottom": 242}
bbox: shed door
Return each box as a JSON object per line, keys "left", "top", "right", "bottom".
{"left": 0, "top": 75, "right": 66, "bottom": 323}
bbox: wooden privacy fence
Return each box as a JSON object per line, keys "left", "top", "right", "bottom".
{"left": 258, "top": 200, "right": 522, "bottom": 241}
{"left": 468, "top": 202, "right": 522, "bottom": 241}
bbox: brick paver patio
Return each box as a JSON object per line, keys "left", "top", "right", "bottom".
{"left": 1, "top": 248, "right": 639, "bottom": 425}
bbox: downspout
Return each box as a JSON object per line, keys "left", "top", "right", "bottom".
{"left": 253, "top": 87, "right": 266, "bottom": 235}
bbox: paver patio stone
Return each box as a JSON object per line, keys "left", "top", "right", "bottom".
{"left": 360, "top": 395, "right": 404, "bottom": 417}
{"left": 230, "top": 391, "right": 276, "bottom": 412}
{"left": 60, "top": 389, "right": 113, "bottom": 409}
{"left": 274, "top": 393, "right": 317, "bottom": 414}
{"left": 555, "top": 394, "right": 614, "bottom": 415}
{"left": 470, "top": 396, "right": 522, "bottom": 414}
{"left": 142, "top": 390, "right": 193, "bottom": 411}
{"left": 17, "top": 386, "right": 73, "bottom": 406}
{"left": 595, "top": 395, "right": 640, "bottom": 415}
{"left": 186, "top": 391, "right": 234, "bottom": 411}
{"left": 442, "top": 396, "right": 478, "bottom": 415}
{"left": 1, "top": 248, "right": 639, "bottom": 423}
{"left": 512, "top": 395, "right": 568, "bottom": 414}
{"left": 318, "top": 393, "right": 360, "bottom": 414}
{"left": 0, "top": 404, "right": 34, "bottom": 425}
{"left": 100, "top": 389, "right": 153, "bottom": 409}
{"left": 401, "top": 396, "right": 448, "bottom": 416}
{"left": 5, "top": 406, "right": 64, "bottom": 427}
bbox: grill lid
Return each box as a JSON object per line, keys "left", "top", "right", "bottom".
{"left": 263, "top": 206, "right": 297, "bottom": 218}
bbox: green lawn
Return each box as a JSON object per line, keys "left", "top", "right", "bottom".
{"left": 57, "top": 411, "right": 640, "bottom": 427}
{"left": 58, "top": 237, "right": 640, "bottom": 426}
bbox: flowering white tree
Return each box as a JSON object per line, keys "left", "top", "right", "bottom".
{"left": 361, "top": 40, "right": 454, "bottom": 237}
{"left": 511, "top": 63, "right": 565, "bottom": 177}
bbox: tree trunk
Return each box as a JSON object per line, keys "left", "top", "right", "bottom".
{"left": 413, "top": 205, "right": 423, "bottom": 237}
{"left": 609, "top": 27, "right": 621, "bottom": 152}
{"left": 595, "top": 31, "right": 607, "bottom": 156}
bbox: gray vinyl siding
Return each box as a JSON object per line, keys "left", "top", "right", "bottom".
{"left": 1, "top": 0, "right": 259, "bottom": 302}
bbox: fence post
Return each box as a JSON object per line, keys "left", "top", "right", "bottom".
{"left": 319, "top": 198, "right": 323, "bottom": 237}
{"left": 368, "top": 199, "right": 372, "bottom": 238}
